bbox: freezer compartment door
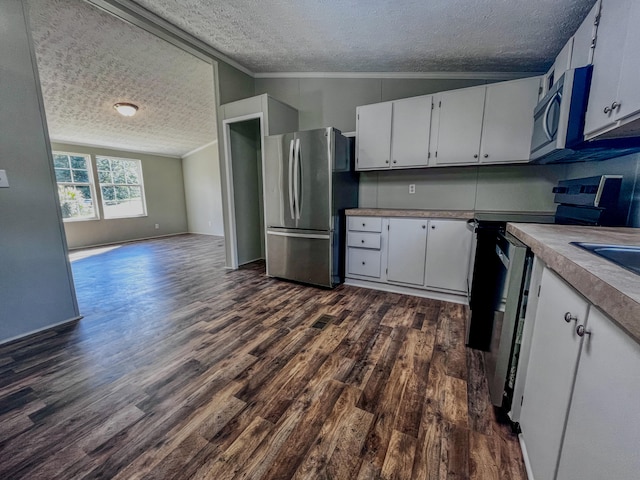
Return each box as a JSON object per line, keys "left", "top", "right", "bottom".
{"left": 266, "top": 229, "right": 333, "bottom": 288}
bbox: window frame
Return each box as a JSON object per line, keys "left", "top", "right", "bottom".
{"left": 95, "top": 155, "right": 148, "bottom": 220}
{"left": 52, "top": 151, "right": 99, "bottom": 222}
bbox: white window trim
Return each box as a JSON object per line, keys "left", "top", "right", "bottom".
{"left": 53, "top": 151, "right": 100, "bottom": 222}
{"left": 96, "top": 155, "right": 148, "bottom": 220}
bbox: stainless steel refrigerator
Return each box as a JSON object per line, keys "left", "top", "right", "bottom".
{"left": 264, "top": 127, "right": 358, "bottom": 287}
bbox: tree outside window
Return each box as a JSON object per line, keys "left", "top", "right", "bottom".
{"left": 96, "top": 156, "right": 146, "bottom": 219}
{"left": 53, "top": 153, "right": 97, "bottom": 221}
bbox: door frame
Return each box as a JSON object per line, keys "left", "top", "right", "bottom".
{"left": 222, "top": 112, "right": 266, "bottom": 270}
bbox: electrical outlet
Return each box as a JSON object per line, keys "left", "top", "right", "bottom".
{"left": 154, "top": 224, "right": 159, "bottom": 229}
{"left": 409, "top": 184, "right": 415, "bottom": 194}
{"left": 0, "top": 170, "right": 9, "bottom": 188}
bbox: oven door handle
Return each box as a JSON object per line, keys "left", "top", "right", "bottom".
{"left": 496, "top": 244, "right": 510, "bottom": 269}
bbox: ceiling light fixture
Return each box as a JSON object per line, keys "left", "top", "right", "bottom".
{"left": 113, "top": 102, "right": 138, "bottom": 117}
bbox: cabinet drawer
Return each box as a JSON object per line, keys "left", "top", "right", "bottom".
{"left": 347, "top": 232, "right": 381, "bottom": 249}
{"left": 347, "top": 248, "right": 381, "bottom": 278}
{"left": 348, "top": 216, "right": 382, "bottom": 232}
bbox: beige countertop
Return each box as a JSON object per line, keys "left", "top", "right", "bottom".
{"left": 346, "top": 209, "right": 475, "bottom": 219}
{"left": 507, "top": 223, "right": 640, "bottom": 344}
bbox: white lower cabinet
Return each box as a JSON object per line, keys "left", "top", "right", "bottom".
{"left": 520, "top": 266, "right": 640, "bottom": 480}
{"left": 556, "top": 307, "right": 640, "bottom": 480}
{"left": 387, "top": 218, "right": 428, "bottom": 286}
{"left": 345, "top": 215, "right": 472, "bottom": 301}
{"left": 424, "top": 220, "right": 472, "bottom": 293}
{"left": 520, "top": 268, "right": 589, "bottom": 480}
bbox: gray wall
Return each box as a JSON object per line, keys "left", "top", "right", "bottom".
{"left": 0, "top": 0, "right": 79, "bottom": 344}
{"left": 360, "top": 164, "right": 569, "bottom": 213}
{"left": 182, "top": 142, "right": 224, "bottom": 236}
{"left": 255, "top": 77, "right": 489, "bottom": 133}
{"left": 566, "top": 154, "right": 640, "bottom": 227}
{"left": 257, "top": 75, "right": 570, "bottom": 214}
{"left": 52, "top": 142, "right": 188, "bottom": 249}
{"left": 229, "top": 119, "right": 264, "bottom": 264}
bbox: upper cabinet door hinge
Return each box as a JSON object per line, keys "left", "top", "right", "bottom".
{"left": 357, "top": 114, "right": 359, "bottom": 120}
{"left": 439, "top": 100, "right": 442, "bottom": 108}
{"left": 537, "top": 284, "right": 542, "bottom": 297}
{"left": 387, "top": 224, "right": 390, "bottom": 231}
{"left": 428, "top": 152, "right": 431, "bottom": 159}
{"left": 431, "top": 102, "right": 434, "bottom": 110}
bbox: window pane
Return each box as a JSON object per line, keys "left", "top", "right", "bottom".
{"left": 98, "top": 170, "right": 112, "bottom": 184}
{"left": 130, "top": 186, "right": 142, "bottom": 199}
{"left": 55, "top": 168, "right": 72, "bottom": 182}
{"left": 72, "top": 169, "right": 89, "bottom": 183}
{"left": 76, "top": 185, "right": 92, "bottom": 199}
{"left": 70, "top": 156, "right": 87, "bottom": 169}
{"left": 115, "top": 185, "right": 130, "bottom": 201}
{"left": 112, "top": 163, "right": 127, "bottom": 183}
{"left": 53, "top": 154, "right": 69, "bottom": 168}
{"left": 124, "top": 162, "right": 140, "bottom": 184}
{"left": 96, "top": 157, "right": 110, "bottom": 170}
{"left": 101, "top": 186, "right": 116, "bottom": 202}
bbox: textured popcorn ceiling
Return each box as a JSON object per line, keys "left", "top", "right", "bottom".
{"left": 131, "top": 0, "right": 596, "bottom": 73}
{"left": 28, "top": 0, "right": 217, "bottom": 157}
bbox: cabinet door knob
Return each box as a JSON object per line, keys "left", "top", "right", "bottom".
{"left": 576, "top": 324, "right": 591, "bottom": 337}
{"left": 473, "top": 154, "right": 478, "bottom": 158}
{"left": 611, "top": 101, "right": 620, "bottom": 111}
{"left": 385, "top": 160, "right": 389, "bottom": 164}
{"left": 362, "top": 261, "right": 366, "bottom": 265}
{"left": 361, "top": 239, "right": 365, "bottom": 243}
{"left": 604, "top": 105, "right": 611, "bottom": 114}
{"left": 484, "top": 154, "right": 489, "bottom": 158}
{"left": 393, "top": 160, "right": 397, "bottom": 164}
{"left": 362, "top": 223, "right": 366, "bottom": 227}
{"left": 431, "top": 225, "right": 435, "bottom": 229}
{"left": 564, "top": 312, "right": 578, "bottom": 323}
{"left": 422, "top": 225, "right": 426, "bottom": 229}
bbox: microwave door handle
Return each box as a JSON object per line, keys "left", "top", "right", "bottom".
{"left": 542, "top": 92, "right": 562, "bottom": 141}
{"left": 288, "top": 139, "right": 295, "bottom": 220}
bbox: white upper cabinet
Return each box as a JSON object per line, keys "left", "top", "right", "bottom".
{"left": 584, "top": 0, "right": 635, "bottom": 138}
{"left": 613, "top": 0, "right": 640, "bottom": 125}
{"left": 433, "top": 86, "right": 486, "bottom": 165}
{"left": 479, "top": 77, "right": 540, "bottom": 163}
{"left": 390, "top": 96, "right": 432, "bottom": 168}
{"left": 356, "top": 102, "right": 392, "bottom": 170}
{"left": 556, "top": 307, "right": 640, "bottom": 480}
{"left": 570, "top": 0, "right": 600, "bottom": 69}
{"left": 386, "top": 218, "right": 428, "bottom": 286}
{"left": 553, "top": 37, "right": 574, "bottom": 82}
{"left": 424, "top": 220, "right": 472, "bottom": 293}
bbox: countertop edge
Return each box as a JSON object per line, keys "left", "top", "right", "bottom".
{"left": 507, "top": 223, "right": 640, "bottom": 345}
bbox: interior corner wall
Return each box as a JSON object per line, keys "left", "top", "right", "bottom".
{"left": 182, "top": 142, "right": 224, "bottom": 236}
{"left": 215, "top": 62, "right": 256, "bottom": 267}
{"left": 52, "top": 143, "right": 188, "bottom": 249}
{"left": 0, "top": 0, "right": 79, "bottom": 344}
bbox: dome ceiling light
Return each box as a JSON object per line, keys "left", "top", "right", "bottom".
{"left": 113, "top": 102, "right": 139, "bottom": 117}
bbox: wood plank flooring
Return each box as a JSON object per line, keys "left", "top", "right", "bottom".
{"left": 0, "top": 234, "right": 526, "bottom": 479}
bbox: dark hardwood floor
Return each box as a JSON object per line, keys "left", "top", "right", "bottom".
{"left": 0, "top": 234, "right": 526, "bottom": 479}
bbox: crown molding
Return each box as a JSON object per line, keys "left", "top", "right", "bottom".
{"left": 50, "top": 139, "right": 184, "bottom": 159}
{"left": 254, "top": 71, "right": 543, "bottom": 80}
{"left": 182, "top": 139, "right": 218, "bottom": 158}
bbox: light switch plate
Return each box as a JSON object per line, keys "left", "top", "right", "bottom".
{"left": 0, "top": 170, "right": 9, "bottom": 188}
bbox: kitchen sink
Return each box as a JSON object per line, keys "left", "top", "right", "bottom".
{"left": 571, "top": 242, "right": 640, "bottom": 276}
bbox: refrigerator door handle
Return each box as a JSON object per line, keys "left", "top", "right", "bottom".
{"left": 288, "top": 139, "right": 295, "bottom": 220}
{"left": 293, "top": 138, "right": 301, "bottom": 221}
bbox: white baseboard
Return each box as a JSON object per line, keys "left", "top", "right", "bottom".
{"left": 0, "top": 316, "right": 83, "bottom": 347}
{"left": 519, "top": 434, "right": 534, "bottom": 480}
{"left": 68, "top": 232, "right": 190, "bottom": 251}
{"left": 344, "top": 278, "right": 468, "bottom": 305}
{"left": 188, "top": 231, "right": 225, "bottom": 237}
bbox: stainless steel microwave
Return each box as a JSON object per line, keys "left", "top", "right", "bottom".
{"left": 530, "top": 66, "right": 640, "bottom": 163}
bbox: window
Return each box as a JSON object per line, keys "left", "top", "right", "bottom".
{"left": 96, "top": 156, "right": 146, "bottom": 219}
{"left": 53, "top": 152, "right": 97, "bottom": 221}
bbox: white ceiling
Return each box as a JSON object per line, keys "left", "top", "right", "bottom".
{"left": 28, "top": 0, "right": 217, "bottom": 158}
{"left": 130, "top": 0, "right": 596, "bottom": 73}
